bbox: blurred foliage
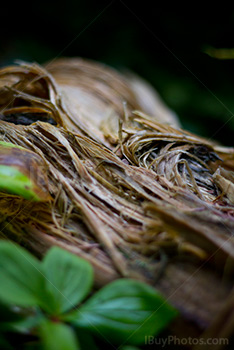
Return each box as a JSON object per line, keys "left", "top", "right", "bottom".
{"left": 1, "top": 2, "right": 234, "bottom": 145}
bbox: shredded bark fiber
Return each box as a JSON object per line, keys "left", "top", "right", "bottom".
{"left": 0, "top": 58, "right": 234, "bottom": 345}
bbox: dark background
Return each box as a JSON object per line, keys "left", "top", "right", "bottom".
{"left": 1, "top": 1, "right": 234, "bottom": 145}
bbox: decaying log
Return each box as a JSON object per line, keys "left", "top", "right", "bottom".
{"left": 0, "top": 58, "right": 234, "bottom": 347}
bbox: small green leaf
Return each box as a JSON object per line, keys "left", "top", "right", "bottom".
{"left": 39, "top": 320, "right": 79, "bottom": 350}
{"left": 0, "top": 241, "right": 45, "bottom": 307}
{"left": 0, "top": 165, "right": 41, "bottom": 201}
{"left": 42, "top": 247, "right": 93, "bottom": 314}
{"left": 0, "top": 141, "right": 26, "bottom": 150}
{"left": 69, "top": 279, "right": 178, "bottom": 345}
{"left": 0, "top": 142, "right": 51, "bottom": 201}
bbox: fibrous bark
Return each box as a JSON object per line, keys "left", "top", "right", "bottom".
{"left": 0, "top": 58, "right": 234, "bottom": 346}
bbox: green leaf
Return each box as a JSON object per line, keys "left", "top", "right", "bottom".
{"left": 68, "top": 279, "right": 178, "bottom": 345}
{"left": 0, "top": 165, "right": 41, "bottom": 201}
{"left": 0, "top": 142, "right": 51, "bottom": 201}
{"left": 42, "top": 247, "right": 93, "bottom": 314}
{"left": 0, "top": 241, "right": 45, "bottom": 307}
{"left": 0, "top": 141, "right": 26, "bottom": 150}
{"left": 39, "top": 320, "right": 79, "bottom": 350}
